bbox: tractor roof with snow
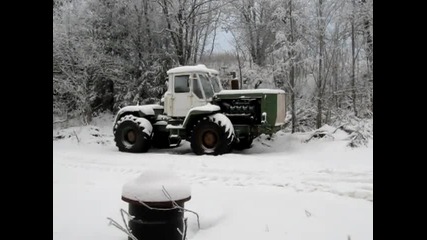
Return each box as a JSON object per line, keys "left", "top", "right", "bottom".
{"left": 166, "top": 64, "right": 219, "bottom": 75}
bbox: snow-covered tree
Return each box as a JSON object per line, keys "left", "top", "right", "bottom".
{"left": 53, "top": 0, "right": 373, "bottom": 131}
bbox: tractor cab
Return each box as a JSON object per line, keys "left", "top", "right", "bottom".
{"left": 163, "top": 65, "right": 222, "bottom": 117}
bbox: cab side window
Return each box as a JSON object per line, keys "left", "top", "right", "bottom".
{"left": 174, "top": 75, "right": 190, "bottom": 93}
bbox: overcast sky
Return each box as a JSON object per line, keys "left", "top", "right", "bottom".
{"left": 213, "top": 30, "right": 234, "bottom": 53}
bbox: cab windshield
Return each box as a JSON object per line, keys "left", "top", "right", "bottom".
{"left": 210, "top": 75, "right": 222, "bottom": 93}
{"left": 198, "top": 74, "right": 214, "bottom": 99}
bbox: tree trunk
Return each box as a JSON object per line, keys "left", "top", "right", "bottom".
{"left": 361, "top": 0, "right": 373, "bottom": 73}
{"left": 289, "top": 0, "right": 296, "bottom": 133}
{"left": 143, "top": 0, "right": 152, "bottom": 54}
{"left": 162, "top": 0, "right": 180, "bottom": 64}
{"left": 316, "top": 0, "right": 324, "bottom": 129}
{"left": 209, "top": 14, "right": 219, "bottom": 57}
{"left": 187, "top": 14, "right": 196, "bottom": 64}
{"left": 290, "top": 64, "right": 296, "bottom": 132}
{"left": 198, "top": 3, "right": 212, "bottom": 61}
{"left": 351, "top": 0, "right": 358, "bottom": 116}
{"left": 316, "top": 94, "right": 322, "bottom": 129}
{"left": 193, "top": 29, "right": 200, "bottom": 64}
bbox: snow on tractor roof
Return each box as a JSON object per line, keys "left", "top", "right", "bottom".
{"left": 217, "top": 89, "right": 286, "bottom": 95}
{"left": 167, "top": 64, "right": 219, "bottom": 75}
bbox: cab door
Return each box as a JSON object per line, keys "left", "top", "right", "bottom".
{"left": 172, "top": 74, "right": 192, "bottom": 117}
{"left": 189, "top": 74, "right": 207, "bottom": 109}
{"left": 171, "top": 73, "right": 209, "bottom": 117}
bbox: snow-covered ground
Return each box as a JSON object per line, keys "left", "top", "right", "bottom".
{"left": 53, "top": 114, "right": 373, "bottom": 240}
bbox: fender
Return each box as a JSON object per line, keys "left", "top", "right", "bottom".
{"left": 114, "top": 104, "right": 164, "bottom": 125}
{"left": 166, "top": 104, "right": 220, "bottom": 130}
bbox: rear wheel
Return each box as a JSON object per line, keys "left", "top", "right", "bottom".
{"left": 190, "top": 114, "right": 234, "bottom": 155}
{"left": 114, "top": 115, "right": 152, "bottom": 153}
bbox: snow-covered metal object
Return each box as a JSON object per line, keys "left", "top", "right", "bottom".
{"left": 122, "top": 170, "right": 191, "bottom": 203}
{"left": 166, "top": 64, "right": 218, "bottom": 75}
{"left": 209, "top": 113, "right": 234, "bottom": 139}
{"left": 217, "top": 89, "right": 286, "bottom": 95}
{"left": 114, "top": 104, "right": 164, "bottom": 124}
{"left": 121, "top": 170, "right": 191, "bottom": 240}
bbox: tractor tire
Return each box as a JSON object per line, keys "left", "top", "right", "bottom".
{"left": 190, "top": 113, "right": 234, "bottom": 155}
{"left": 114, "top": 115, "right": 152, "bottom": 153}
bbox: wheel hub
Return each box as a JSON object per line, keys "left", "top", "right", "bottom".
{"left": 202, "top": 131, "right": 217, "bottom": 149}
{"left": 126, "top": 130, "right": 136, "bottom": 144}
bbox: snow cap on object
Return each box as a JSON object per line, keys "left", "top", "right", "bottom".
{"left": 138, "top": 117, "right": 153, "bottom": 135}
{"left": 209, "top": 113, "right": 234, "bottom": 139}
{"left": 316, "top": 124, "right": 349, "bottom": 140}
{"left": 122, "top": 170, "right": 191, "bottom": 202}
{"left": 317, "top": 124, "right": 337, "bottom": 133}
{"left": 167, "top": 65, "right": 219, "bottom": 75}
{"left": 117, "top": 104, "right": 163, "bottom": 116}
{"left": 217, "top": 89, "right": 285, "bottom": 95}
{"left": 189, "top": 103, "right": 220, "bottom": 112}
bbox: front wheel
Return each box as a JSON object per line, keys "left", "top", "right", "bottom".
{"left": 190, "top": 113, "right": 234, "bottom": 155}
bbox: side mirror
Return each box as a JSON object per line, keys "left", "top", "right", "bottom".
{"left": 261, "top": 112, "right": 267, "bottom": 124}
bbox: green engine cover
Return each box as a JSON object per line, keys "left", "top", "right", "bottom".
{"left": 214, "top": 89, "right": 287, "bottom": 135}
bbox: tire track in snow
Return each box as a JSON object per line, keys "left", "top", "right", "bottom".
{"left": 54, "top": 137, "right": 373, "bottom": 202}
{"left": 54, "top": 157, "right": 373, "bottom": 201}
{"left": 180, "top": 168, "right": 373, "bottom": 202}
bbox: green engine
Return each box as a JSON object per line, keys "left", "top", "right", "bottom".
{"left": 213, "top": 89, "right": 286, "bottom": 148}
